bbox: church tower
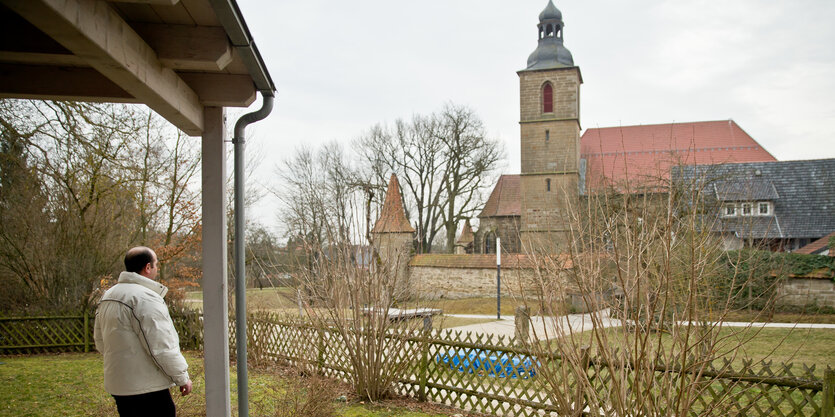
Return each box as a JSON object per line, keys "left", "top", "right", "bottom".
{"left": 518, "top": 0, "right": 582, "bottom": 253}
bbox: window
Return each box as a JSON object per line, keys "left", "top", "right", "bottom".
{"left": 723, "top": 204, "right": 736, "bottom": 217}
{"left": 545, "top": 129, "right": 550, "bottom": 141}
{"left": 546, "top": 178, "right": 551, "bottom": 192}
{"left": 543, "top": 83, "right": 553, "bottom": 113}
{"left": 758, "top": 202, "right": 771, "bottom": 216}
{"left": 741, "top": 203, "right": 752, "bottom": 216}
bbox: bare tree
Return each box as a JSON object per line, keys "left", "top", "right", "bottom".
{"left": 435, "top": 104, "right": 502, "bottom": 252}
{"left": 0, "top": 100, "right": 202, "bottom": 312}
{"left": 356, "top": 103, "right": 503, "bottom": 253}
{"left": 275, "top": 142, "right": 364, "bottom": 248}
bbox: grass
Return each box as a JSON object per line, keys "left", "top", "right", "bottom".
{"left": 556, "top": 327, "right": 835, "bottom": 378}
{"left": 0, "top": 352, "right": 456, "bottom": 417}
{"left": 185, "top": 288, "right": 498, "bottom": 330}
{"left": 721, "top": 309, "right": 835, "bottom": 324}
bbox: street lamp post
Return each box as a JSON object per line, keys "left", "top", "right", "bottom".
{"left": 496, "top": 237, "right": 501, "bottom": 320}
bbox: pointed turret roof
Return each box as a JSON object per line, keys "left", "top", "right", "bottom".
{"left": 372, "top": 174, "right": 415, "bottom": 233}
{"left": 456, "top": 219, "right": 475, "bottom": 245}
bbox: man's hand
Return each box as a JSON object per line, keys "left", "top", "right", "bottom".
{"left": 179, "top": 380, "right": 193, "bottom": 396}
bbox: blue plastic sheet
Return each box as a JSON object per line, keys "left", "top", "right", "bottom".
{"left": 435, "top": 349, "right": 538, "bottom": 379}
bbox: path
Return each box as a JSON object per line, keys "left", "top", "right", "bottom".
{"left": 445, "top": 311, "right": 835, "bottom": 340}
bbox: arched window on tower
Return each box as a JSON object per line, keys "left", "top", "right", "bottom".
{"left": 546, "top": 24, "right": 554, "bottom": 37}
{"left": 546, "top": 178, "right": 551, "bottom": 192}
{"left": 543, "top": 83, "right": 553, "bottom": 113}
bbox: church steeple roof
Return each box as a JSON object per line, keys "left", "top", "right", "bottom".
{"left": 456, "top": 219, "right": 474, "bottom": 245}
{"left": 539, "top": 0, "right": 562, "bottom": 21}
{"left": 523, "top": 0, "right": 574, "bottom": 71}
{"left": 372, "top": 174, "right": 415, "bottom": 234}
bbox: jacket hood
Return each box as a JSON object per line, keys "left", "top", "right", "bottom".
{"left": 118, "top": 271, "right": 168, "bottom": 298}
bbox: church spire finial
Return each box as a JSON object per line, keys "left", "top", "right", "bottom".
{"left": 523, "top": 0, "right": 574, "bottom": 71}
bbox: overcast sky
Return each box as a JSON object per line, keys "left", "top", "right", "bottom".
{"left": 233, "top": 0, "right": 835, "bottom": 235}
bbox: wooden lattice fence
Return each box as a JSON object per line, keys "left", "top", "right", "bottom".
{"left": 3, "top": 311, "right": 834, "bottom": 416}
{"left": 233, "top": 313, "right": 835, "bottom": 417}
{"left": 0, "top": 314, "right": 94, "bottom": 354}
{"left": 0, "top": 310, "right": 203, "bottom": 354}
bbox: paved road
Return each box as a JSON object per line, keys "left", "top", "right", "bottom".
{"left": 446, "top": 311, "right": 835, "bottom": 340}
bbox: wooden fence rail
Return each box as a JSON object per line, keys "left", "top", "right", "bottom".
{"left": 2, "top": 312, "right": 834, "bottom": 417}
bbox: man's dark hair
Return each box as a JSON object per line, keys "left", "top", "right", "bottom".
{"left": 125, "top": 247, "right": 155, "bottom": 273}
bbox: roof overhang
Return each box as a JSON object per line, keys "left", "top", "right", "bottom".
{"left": 0, "top": 0, "right": 275, "bottom": 136}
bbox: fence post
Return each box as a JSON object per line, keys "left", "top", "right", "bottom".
{"left": 83, "top": 310, "right": 90, "bottom": 353}
{"left": 823, "top": 368, "right": 834, "bottom": 417}
{"left": 316, "top": 328, "right": 326, "bottom": 375}
{"left": 515, "top": 306, "right": 530, "bottom": 344}
{"left": 418, "top": 325, "right": 431, "bottom": 402}
{"left": 576, "top": 345, "right": 590, "bottom": 415}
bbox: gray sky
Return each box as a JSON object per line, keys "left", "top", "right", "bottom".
{"left": 235, "top": 0, "right": 835, "bottom": 235}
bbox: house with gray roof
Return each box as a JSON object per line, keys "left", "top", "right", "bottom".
{"left": 675, "top": 158, "right": 835, "bottom": 251}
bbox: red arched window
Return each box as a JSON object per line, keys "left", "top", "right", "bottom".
{"left": 543, "top": 83, "right": 553, "bottom": 113}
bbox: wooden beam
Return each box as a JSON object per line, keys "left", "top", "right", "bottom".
{"left": 2, "top": 0, "right": 204, "bottom": 135}
{"left": 0, "top": 63, "right": 135, "bottom": 102}
{"left": 0, "top": 51, "right": 87, "bottom": 66}
{"left": 108, "top": 0, "right": 179, "bottom": 5}
{"left": 132, "top": 23, "right": 232, "bottom": 71}
{"left": 180, "top": 73, "right": 255, "bottom": 107}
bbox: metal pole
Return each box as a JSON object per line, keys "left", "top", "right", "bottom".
{"left": 233, "top": 94, "right": 274, "bottom": 417}
{"left": 497, "top": 237, "right": 501, "bottom": 320}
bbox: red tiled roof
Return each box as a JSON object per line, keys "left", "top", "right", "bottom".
{"left": 479, "top": 175, "right": 521, "bottom": 217}
{"left": 795, "top": 230, "right": 835, "bottom": 256}
{"left": 372, "top": 174, "right": 415, "bottom": 233}
{"left": 581, "top": 120, "right": 777, "bottom": 191}
{"left": 409, "top": 254, "right": 572, "bottom": 269}
{"left": 456, "top": 219, "right": 474, "bottom": 245}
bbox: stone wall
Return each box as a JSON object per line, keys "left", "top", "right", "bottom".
{"left": 408, "top": 254, "right": 569, "bottom": 299}
{"left": 777, "top": 276, "right": 835, "bottom": 309}
{"left": 410, "top": 264, "right": 538, "bottom": 299}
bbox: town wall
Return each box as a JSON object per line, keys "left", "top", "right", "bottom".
{"left": 777, "top": 276, "right": 835, "bottom": 309}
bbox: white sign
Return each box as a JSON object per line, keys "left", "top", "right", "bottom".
{"left": 496, "top": 237, "right": 501, "bottom": 266}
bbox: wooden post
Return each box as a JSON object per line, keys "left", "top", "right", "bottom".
{"left": 577, "top": 345, "right": 591, "bottom": 415}
{"left": 515, "top": 306, "right": 530, "bottom": 343}
{"left": 83, "top": 310, "right": 90, "bottom": 353}
{"left": 317, "top": 328, "right": 326, "bottom": 375}
{"left": 418, "top": 324, "right": 431, "bottom": 402}
{"left": 823, "top": 368, "right": 835, "bottom": 417}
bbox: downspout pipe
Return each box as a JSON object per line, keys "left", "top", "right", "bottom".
{"left": 233, "top": 92, "right": 273, "bottom": 417}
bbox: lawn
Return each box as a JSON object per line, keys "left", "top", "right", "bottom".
{"left": 556, "top": 327, "right": 835, "bottom": 378}
{"left": 185, "top": 288, "right": 498, "bottom": 329}
{"left": 0, "top": 352, "right": 456, "bottom": 417}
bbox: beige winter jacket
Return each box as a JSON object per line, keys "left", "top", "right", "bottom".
{"left": 94, "top": 271, "right": 189, "bottom": 396}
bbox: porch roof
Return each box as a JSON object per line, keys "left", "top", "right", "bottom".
{"left": 0, "top": 0, "right": 276, "bottom": 135}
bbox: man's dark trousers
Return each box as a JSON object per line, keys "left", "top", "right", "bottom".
{"left": 112, "top": 389, "right": 175, "bottom": 417}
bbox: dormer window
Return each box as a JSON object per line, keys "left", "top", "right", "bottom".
{"left": 543, "top": 83, "right": 553, "bottom": 113}
{"left": 721, "top": 201, "right": 773, "bottom": 217}
{"left": 723, "top": 204, "right": 736, "bottom": 217}
{"left": 741, "top": 203, "right": 753, "bottom": 216}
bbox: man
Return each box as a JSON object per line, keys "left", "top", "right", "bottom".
{"left": 94, "top": 246, "right": 193, "bottom": 417}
